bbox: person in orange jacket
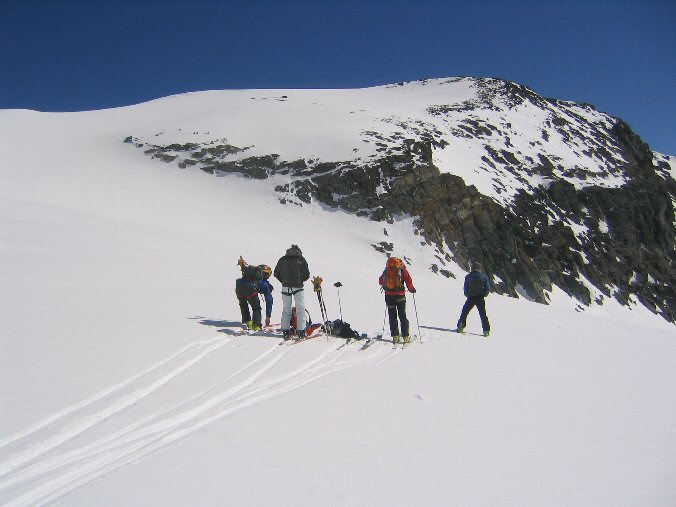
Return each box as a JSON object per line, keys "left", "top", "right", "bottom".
{"left": 379, "top": 257, "right": 415, "bottom": 344}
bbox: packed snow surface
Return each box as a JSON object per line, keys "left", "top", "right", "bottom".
{"left": 1, "top": 83, "right": 675, "bottom": 506}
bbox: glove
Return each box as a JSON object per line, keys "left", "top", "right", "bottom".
{"left": 265, "top": 317, "right": 271, "bottom": 327}
{"left": 410, "top": 288, "right": 416, "bottom": 293}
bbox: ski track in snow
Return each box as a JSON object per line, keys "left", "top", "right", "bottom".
{"left": 0, "top": 329, "right": 400, "bottom": 506}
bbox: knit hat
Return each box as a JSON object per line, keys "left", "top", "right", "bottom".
{"left": 286, "top": 244, "right": 302, "bottom": 256}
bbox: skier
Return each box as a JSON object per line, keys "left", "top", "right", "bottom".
{"left": 273, "top": 245, "right": 310, "bottom": 340}
{"left": 379, "top": 257, "right": 416, "bottom": 344}
{"left": 455, "top": 261, "right": 491, "bottom": 336}
{"left": 236, "top": 258, "right": 274, "bottom": 331}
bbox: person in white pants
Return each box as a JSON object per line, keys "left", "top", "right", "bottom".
{"left": 281, "top": 287, "right": 305, "bottom": 335}
{"left": 273, "top": 245, "right": 310, "bottom": 339}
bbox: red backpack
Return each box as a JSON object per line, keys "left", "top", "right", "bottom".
{"left": 384, "top": 257, "right": 405, "bottom": 290}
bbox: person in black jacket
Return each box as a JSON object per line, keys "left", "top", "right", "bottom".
{"left": 455, "top": 261, "right": 491, "bottom": 336}
{"left": 274, "top": 245, "right": 310, "bottom": 339}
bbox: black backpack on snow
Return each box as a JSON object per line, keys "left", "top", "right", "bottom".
{"left": 330, "top": 319, "right": 361, "bottom": 339}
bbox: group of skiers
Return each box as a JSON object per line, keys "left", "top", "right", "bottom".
{"left": 235, "top": 245, "right": 491, "bottom": 343}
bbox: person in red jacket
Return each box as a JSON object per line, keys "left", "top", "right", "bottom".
{"left": 379, "top": 257, "right": 415, "bottom": 344}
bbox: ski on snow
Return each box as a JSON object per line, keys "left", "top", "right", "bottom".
{"left": 235, "top": 323, "right": 283, "bottom": 337}
{"left": 281, "top": 330, "right": 324, "bottom": 346}
{"left": 391, "top": 335, "right": 417, "bottom": 349}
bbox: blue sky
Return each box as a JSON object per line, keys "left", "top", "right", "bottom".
{"left": 2, "top": 0, "right": 674, "bottom": 155}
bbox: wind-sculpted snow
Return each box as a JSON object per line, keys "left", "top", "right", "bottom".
{"left": 0, "top": 329, "right": 401, "bottom": 506}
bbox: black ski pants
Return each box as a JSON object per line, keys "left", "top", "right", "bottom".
{"left": 238, "top": 295, "right": 262, "bottom": 327}
{"left": 457, "top": 296, "right": 490, "bottom": 332}
{"left": 385, "top": 295, "right": 409, "bottom": 337}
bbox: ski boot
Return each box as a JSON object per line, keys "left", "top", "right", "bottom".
{"left": 392, "top": 335, "right": 401, "bottom": 345}
{"left": 296, "top": 329, "right": 307, "bottom": 339}
{"left": 483, "top": 330, "right": 490, "bottom": 337}
{"left": 245, "top": 320, "right": 254, "bottom": 330}
{"left": 282, "top": 330, "right": 293, "bottom": 341}
{"left": 455, "top": 326, "right": 465, "bottom": 334}
{"left": 403, "top": 335, "right": 411, "bottom": 344}
{"left": 252, "top": 323, "right": 263, "bottom": 331}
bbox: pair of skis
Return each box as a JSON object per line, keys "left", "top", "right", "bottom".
{"left": 453, "top": 329, "right": 491, "bottom": 338}
{"left": 280, "top": 325, "right": 324, "bottom": 346}
{"left": 356, "top": 335, "right": 414, "bottom": 351}
{"left": 392, "top": 337, "right": 415, "bottom": 350}
{"left": 235, "top": 322, "right": 325, "bottom": 346}
{"left": 236, "top": 323, "right": 291, "bottom": 341}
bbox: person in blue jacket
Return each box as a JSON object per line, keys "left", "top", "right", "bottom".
{"left": 258, "top": 269, "right": 274, "bottom": 327}
{"left": 236, "top": 258, "right": 274, "bottom": 330}
{"left": 455, "top": 261, "right": 491, "bottom": 337}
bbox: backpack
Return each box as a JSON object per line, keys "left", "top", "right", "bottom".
{"left": 236, "top": 264, "right": 266, "bottom": 299}
{"left": 242, "top": 264, "right": 265, "bottom": 280}
{"left": 466, "top": 276, "right": 485, "bottom": 297}
{"left": 235, "top": 277, "right": 259, "bottom": 299}
{"left": 384, "top": 257, "right": 405, "bottom": 290}
{"left": 330, "top": 319, "right": 360, "bottom": 339}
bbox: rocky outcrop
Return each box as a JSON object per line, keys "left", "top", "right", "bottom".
{"left": 288, "top": 136, "right": 675, "bottom": 322}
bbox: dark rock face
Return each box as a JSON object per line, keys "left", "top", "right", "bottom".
{"left": 125, "top": 78, "right": 676, "bottom": 323}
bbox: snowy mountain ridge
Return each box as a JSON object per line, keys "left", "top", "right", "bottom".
{"left": 126, "top": 77, "right": 637, "bottom": 201}
{"left": 124, "top": 77, "right": 676, "bottom": 321}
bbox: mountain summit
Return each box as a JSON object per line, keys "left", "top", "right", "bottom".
{"left": 125, "top": 77, "right": 675, "bottom": 322}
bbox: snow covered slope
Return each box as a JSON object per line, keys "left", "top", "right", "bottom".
{"left": 1, "top": 81, "right": 675, "bottom": 506}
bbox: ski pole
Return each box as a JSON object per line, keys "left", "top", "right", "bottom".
{"left": 320, "top": 292, "right": 332, "bottom": 339}
{"left": 334, "top": 282, "right": 344, "bottom": 321}
{"left": 412, "top": 292, "right": 422, "bottom": 343}
{"left": 312, "top": 276, "right": 332, "bottom": 336}
{"left": 317, "top": 291, "right": 327, "bottom": 324}
{"left": 259, "top": 293, "right": 265, "bottom": 326}
{"left": 382, "top": 305, "right": 388, "bottom": 341}
{"left": 321, "top": 293, "right": 329, "bottom": 323}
